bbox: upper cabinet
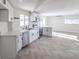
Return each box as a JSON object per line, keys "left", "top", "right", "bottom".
{"left": 0, "top": 0, "right": 13, "bottom": 22}
{"left": 30, "top": 12, "right": 40, "bottom": 22}
{"left": 30, "top": 13, "right": 36, "bottom": 21}
{"left": 29, "top": 12, "right": 40, "bottom": 28}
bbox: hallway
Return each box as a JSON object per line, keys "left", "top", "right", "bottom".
{"left": 16, "top": 36, "right": 79, "bottom": 59}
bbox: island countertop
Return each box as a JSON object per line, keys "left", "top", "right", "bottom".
{"left": 0, "top": 32, "right": 20, "bottom": 36}
{"left": 0, "top": 30, "right": 29, "bottom": 36}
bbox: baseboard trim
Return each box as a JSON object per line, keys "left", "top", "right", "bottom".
{"left": 54, "top": 30, "right": 79, "bottom": 34}
{"left": 43, "top": 35, "right": 52, "bottom": 38}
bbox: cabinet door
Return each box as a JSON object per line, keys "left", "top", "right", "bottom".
{"left": 29, "top": 30, "right": 34, "bottom": 43}
{"left": 43, "top": 27, "right": 52, "bottom": 36}
{"left": 16, "top": 38, "right": 19, "bottom": 52}
{"left": 43, "top": 28, "right": 48, "bottom": 35}
{"left": 22, "top": 32, "right": 29, "bottom": 47}
{"left": 47, "top": 27, "right": 52, "bottom": 36}
{"left": 30, "top": 14, "right": 34, "bottom": 21}
{"left": 16, "top": 36, "right": 22, "bottom": 52}
{"left": 36, "top": 30, "right": 39, "bottom": 39}
{"left": 29, "top": 32, "right": 33, "bottom": 43}
{"left": 30, "top": 13, "right": 37, "bottom": 21}
{"left": 34, "top": 30, "right": 39, "bottom": 40}
{"left": 19, "top": 36, "right": 22, "bottom": 50}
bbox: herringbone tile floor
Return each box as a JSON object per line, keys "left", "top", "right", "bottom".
{"left": 16, "top": 36, "right": 79, "bottom": 59}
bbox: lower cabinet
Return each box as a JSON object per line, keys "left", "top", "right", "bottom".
{"left": 22, "top": 31, "right": 29, "bottom": 47}
{"left": 0, "top": 29, "right": 39, "bottom": 59}
{"left": 0, "top": 35, "right": 22, "bottom": 59}
{"left": 43, "top": 27, "right": 52, "bottom": 36}
{"left": 16, "top": 35, "right": 22, "bottom": 52}
{"left": 29, "top": 29, "right": 39, "bottom": 43}
{"left": 29, "top": 30, "right": 34, "bottom": 43}
{"left": 20, "top": 29, "right": 39, "bottom": 47}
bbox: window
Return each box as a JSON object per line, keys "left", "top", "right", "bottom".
{"left": 40, "top": 16, "right": 46, "bottom": 27}
{"left": 25, "top": 16, "right": 29, "bottom": 26}
{"left": 20, "top": 14, "right": 29, "bottom": 27}
{"left": 64, "top": 17, "right": 79, "bottom": 24}
{"left": 20, "top": 14, "right": 24, "bottom": 27}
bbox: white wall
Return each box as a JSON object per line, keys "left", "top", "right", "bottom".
{"left": 46, "top": 16, "right": 79, "bottom": 33}
{"left": 13, "top": 8, "right": 29, "bottom": 17}
{"left": 12, "top": 8, "right": 29, "bottom": 32}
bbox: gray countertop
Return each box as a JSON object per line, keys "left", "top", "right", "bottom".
{"left": 0, "top": 29, "right": 35, "bottom": 36}
{"left": 0, "top": 32, "right": 20, "bottom": 36}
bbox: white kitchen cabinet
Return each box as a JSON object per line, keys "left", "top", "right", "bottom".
{"left": 0, "top": 33, "right": 22, "bottom": 59}
{"left": 43, "top": 27, "right": 52, "bottom": 36}
{"left": 22, "top": 31, "right": 29, "bottom": 47}
{"left": 29, "top": 30, "right": 34, "bottom": 43}
{"left": 16, "top": 35, "right": 22, "bottom": 52}
{"left": 29, "top": 29, "right": 39, "bottom": 43}
{"left": 0, "top": 0, "right": 13, "bottom": 22}
{"left": 29, "top": 12, "right": 40, "bottom": 29}
{"left": 34, "top": 29, "right": 39, "bottom": 40}
{"left": 0, "top": 0, "right": 11, "bottom": 22}
{"left": 30, "top": 13, "right": 36, "bottom": 21}
{"left": 0, "top": 0, "right": 13, "bottom": 21}
{"left": 0, "top": 1, "right": 13, "bottom": 32}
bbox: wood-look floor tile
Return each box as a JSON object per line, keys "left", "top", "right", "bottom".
{"left": 16, "top": 36, "right": 79, "bottom": 59}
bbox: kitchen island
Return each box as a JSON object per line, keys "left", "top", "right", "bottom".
{"left": 0, "top": 32, "right": 22, "bottom": 59}
{"left": 0, "top": 28, "right": 39, "bottom": 59}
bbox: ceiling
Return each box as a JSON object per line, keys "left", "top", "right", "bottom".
{"left": 8, "top": 0, "right": 79, "bottom": 16}
{"left": 8, "top": 0, "right": 46, "bottom": 11}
